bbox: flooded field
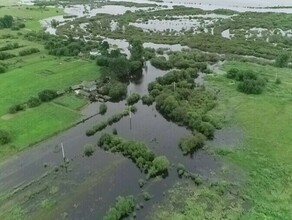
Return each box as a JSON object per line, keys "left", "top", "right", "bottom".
{"left": 0, "top": 59, "right": 227, "bottom": 219}
{"left": 2, "top": 0, "right": 289, "bottom": 219}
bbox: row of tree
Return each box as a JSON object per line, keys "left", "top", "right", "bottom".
{"left": 98, "top": 133, "right": 170, "bottom": 178}
{"left": 9, "top": 90, "right": 58, "bottom": 114}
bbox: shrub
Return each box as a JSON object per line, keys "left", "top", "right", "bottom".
{"left": 9, "top": 104, "right": 25, "bottom": 114}
{"left": 150, "top": 56, "right": 172, "bottom": 70}
{"left": 177, "top": 163, "right": 185, "bottom": 177}
{"left": 19, "top": 48, "right": 40, "bottom": 56}
{"left": 96, "top": 56, "right": 109, "bottom": 67}
{"left": 84, "top": 144, "right": 94, "bottom": 157}
{"left": 86, "top": 128, "right": 95, "bottom": 136}
{"left": 179, "top": 133, "right": 205, "bottom": 155}
{"left": 237, "top": 79, "right": 265, "bottom": 94}
{"left": 99, "top": 103, "right": 107, "bottom": 115}
{"left": 149, "top": 156, "right": 170, "bottom": 177}
{"left": 103, "top": 196, "right": 135, "bottom": 220}
{"left": 275, "top": 77, "right": 281, "bottom": 84}
{"left": 0, "top": 129, "right": 12, "bottom": 145}
{"left": 126, "top": 93, "right": 140, "bottom": 105}
{"left": 27, "top": 97, "right": 41, "bottom": 108}
{"left": 38, "top": 89, "right": 58, "bottom": 102}
{"left": 142, "top": 191, "right": 151, "bottom": 201}
{"left": 198, "top": 121, "right": 216, "bottom": 139}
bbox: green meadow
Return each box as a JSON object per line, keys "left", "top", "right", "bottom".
{"left": 0, "top": 6, "right": 100, "bottom": 160}
{"left": 154, "top": 61, "right": 292, "bottom": 219}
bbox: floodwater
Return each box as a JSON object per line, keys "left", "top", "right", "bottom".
{"left": 0, "top": 59, "right": 225, "bottom": 219}
{"left": 0, "top": 1, "right": 250, "bottom": 219}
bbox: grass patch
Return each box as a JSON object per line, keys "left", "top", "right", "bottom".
{"left": 152, "top": 61, "right": 292, "bottom": 219}
{"left": 0, "top": 5, "right": 63, "bottom": 31}
{"left": 0, "top": 57, "right": 98, "bottom": 115}
{"left": 0, "top": 103, "right": 82, "bottom": 160}
{"left": 53, "top": 94, "right": 87, "bottom": 111}
{"left": 208, "top": 61, "right": 292, "bottom": 219}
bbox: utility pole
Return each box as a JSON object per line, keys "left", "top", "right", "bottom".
{"left": 129, "top": 105, "right": 132, "bottom": 130}
{"left": 61, "top": 142, "right": 65, "bottom": 162}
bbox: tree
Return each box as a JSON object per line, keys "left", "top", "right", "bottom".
{"left": 179, "top": 133, "right": 205, "bottom": 155}
{"left": 38, "top": 89, "right": 58, "bottom": 102}
{"left": 107, "top": 82, "right": 128, "bottom": 101}
{"left": 130, "top": 39, "right": 144, "bottom": 62}
{"left": 0, "top": 15, "right": 14, "bottom": 28}
{"left": 27, "top": 97, "right": 41, "bottom": 108}
{"left": 109, "top": 57, "right": 130, "bottom": 80}
{"left": 275, "top": 53, "right": 290, "bottom": 68}
{"left": 149, "top": 156, "right": 170, "bottom": 177}
{"left": 126, "top": 93, "right": 140, "bottom": 105}
{"left": 84, "top": 144, "right": 94, "bottom": 157}
{"left": 99, "top": 103, "right": 107, "bottom": 115}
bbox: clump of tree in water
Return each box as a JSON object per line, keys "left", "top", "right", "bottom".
{"left": 86, "top": 107, "right": 136, "bottom": 136}
{"left": 149, "top": 69, "right": 218, "bottom": 132}
{"left": 226, "top": 68, "right": 266, "bottom": 94}
{"left": 103, "top": 195, "right": 135, "bottom": 220}
{"left": 98, "top": 133, "right": 170, "bottom": 178}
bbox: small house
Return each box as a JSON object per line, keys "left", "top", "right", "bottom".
{"left": 81, "top": 81, "right": 97, "bottom": 92}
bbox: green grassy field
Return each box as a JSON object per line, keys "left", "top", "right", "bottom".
{"left": 0, "top": 5, "right": 63, "bottom": 31}
{"left": 53, "top": 94, "right": 87, "bottom": 111}
{"left": 0, "top": 103, "right": 81, "bottom": 157}
{"left": 217, "top": 61, "right": 292, "bottom": 219}
{"left": 0, "top": 6, "right": 100, "bottom": 160}
{"left": 153, "top": 61, "right": 292, "bottom": 219}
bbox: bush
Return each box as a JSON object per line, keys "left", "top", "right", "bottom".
{"left": 226, "top": 68, "right": 266, "bottom": 94}
{"left": 96, "top": 56, "right": 109, "bottom": 67}
{"left": 103, "top": 196, "right": 135, "bottom": 220}
{"left": 0, "top": 51, "right": 15, "bottom": 60}
{"left": 198, "top": 121, "right": 216, "bottom": 139}
{"left": 126, "top": 93, "right": 140, "bottom": 105}
{"left": 275, "top": 77, "right": 281, "bottom": 84}
{"left": 149, "top": 156, "right": 170, "bottom": 177}
{"left": 142, "top": 191, "right": 151, "bottom": 201}
{"left": 177, "top": 163, "right": 185, "bottom": 177}
{"left": 141, "top": 95, "right": 154, "bottom": 105}
{"left": 9, "top": 104, "right": 25, "bottom": 114}
{"left": 38, "top": 89, "right": 58, "bottom": 102}
{"left": 99, "top": 103, "right": 107, "bottom": 115}
{"left": 0, "top": 129, "right": 12, "bottom": 145}
{"left": 150, "top": 56, "right": 172, "bottom": 70}
{"left": 86, "top": 128, "right": 95, "bottom": 136}
{"left": 237, "top": 79, "right": 265, "bottom": 94}
{"left": 19, "top": 48, "right": 40, "bottom": 56}
{"left": 27, "top": 97, "right": 41, "bottom": 108}
{"left": 179, "top": 133, "right": 205, "bottom": 155}
{"left": 84, "top": 144, "right": 94, "bottom": 157}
